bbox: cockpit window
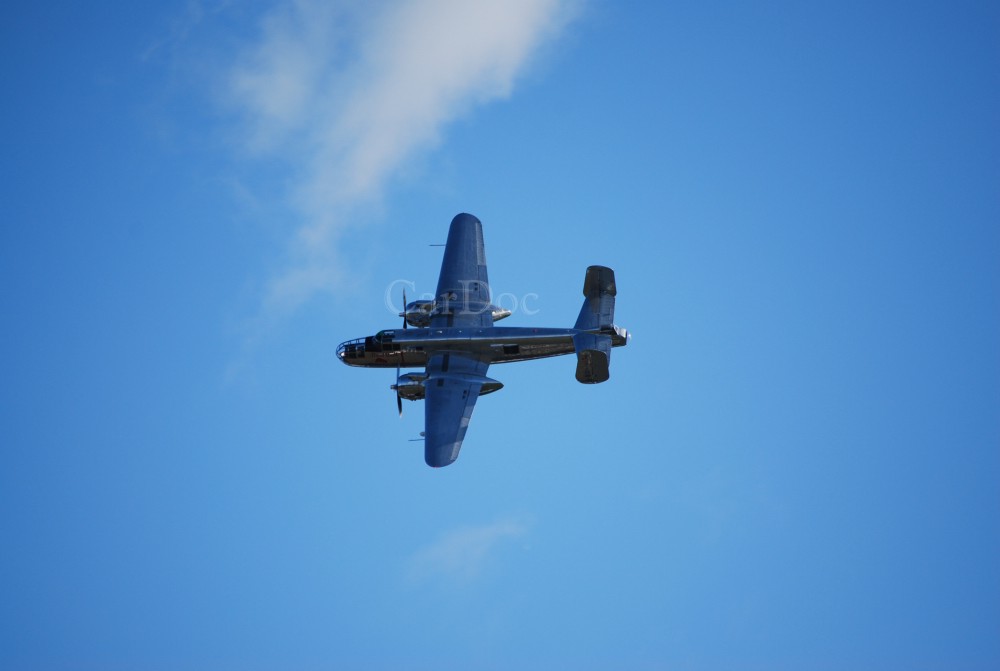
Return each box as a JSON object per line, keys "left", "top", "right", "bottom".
{"left": 375, "top": 330, "right": 395, "bottom": 344}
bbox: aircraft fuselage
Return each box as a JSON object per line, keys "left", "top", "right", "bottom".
{"left": 337, "top": 325, "right": 629, "bottom": 369}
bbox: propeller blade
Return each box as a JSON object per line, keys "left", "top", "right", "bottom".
{"left": 402, "top": 288, "right": 407, "bottom": 329}
{"left": 396, "top": 363, "right": 403, "bottom": 417}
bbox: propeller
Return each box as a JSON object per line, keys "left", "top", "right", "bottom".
{"left": 397, "top": 290, "right": 405, "bottom": 413}
{"left": 395, "top": 362, "right": 403, "bottom": 417}
{"left": 395, "top": 287, "right": 409, "bottom": 415}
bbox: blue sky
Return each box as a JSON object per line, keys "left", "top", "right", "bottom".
{"left": 2, "top": 1, "right": 998, "bottom": 669}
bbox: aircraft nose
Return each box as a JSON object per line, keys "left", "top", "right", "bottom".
{"left": 336, "top": 338, "right": 366, "bottom": 364}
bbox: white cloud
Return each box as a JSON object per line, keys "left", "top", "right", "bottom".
{"left": 408, "top": 517, "right": 529, "bottom": 583}
{"left": 225, "top": 0, "right": 579, "bottom": 317}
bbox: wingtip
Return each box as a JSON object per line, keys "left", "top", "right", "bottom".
{"left": 451, "top": 212, "right": 481, "bottom": 226}
{"left": 424, "top": 440, "right": 462, "bottom": 468}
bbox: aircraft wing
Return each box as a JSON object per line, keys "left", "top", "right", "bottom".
{"left": 431, "top": 213, "right": 493, "bottom": 328}
{"left": 423, "top": 351, "right": 491, "bottom": 467}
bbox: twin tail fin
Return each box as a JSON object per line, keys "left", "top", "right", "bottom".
{"left": 573, "top": 266, "right": 618, "bottom": 383}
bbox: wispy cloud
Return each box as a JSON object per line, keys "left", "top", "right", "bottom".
{"left": 408, "top": 517, "right": 529, "bottom": 583}
{"left": 225, "top": 0, "right": 579, "bottom": 318}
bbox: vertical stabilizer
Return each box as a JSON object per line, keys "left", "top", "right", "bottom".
{"left": 573, "top": 333, "right": 612, "bottom": 383}
{"left": 574, "top": 265, "right": 617, "bottom": 331}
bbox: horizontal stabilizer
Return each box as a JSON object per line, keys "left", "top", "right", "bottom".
{"left": 574, "top": 265, "right": 617, "bottom": 331}
{"left": 573, "top": 333, "right": 612, "bottom": 383}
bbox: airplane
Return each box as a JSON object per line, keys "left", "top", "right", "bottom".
{"left": 336, "top": 213, "right": 630, "bottom": 467}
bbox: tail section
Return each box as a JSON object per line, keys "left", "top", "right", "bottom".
{"left": 573, "top": 266, "right": 620, "bottom": 383}
{"left": 574, "top": 265, "right": 616, "bottom": 331}
{"left": 573, "top": 332, "right": 611, "bottom": 383}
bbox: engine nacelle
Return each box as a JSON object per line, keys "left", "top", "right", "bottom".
{"left": 478, "top": 377, "right": 504, "bottom": 395}
{"left": 401, "top": 300, "right": 512, "bottom": 328}
{"left": 391, "top": 373, "right": 504, "bottom": 401}
{"left": 401, "top": 300, "right": 436, "bottom": 328}
{"left": 391, "top": 373, "right": 426, "bottom": 401}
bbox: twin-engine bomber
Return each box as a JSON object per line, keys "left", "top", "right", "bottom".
{"left": 337, "top": 213, "right": 629, "bottom": 467}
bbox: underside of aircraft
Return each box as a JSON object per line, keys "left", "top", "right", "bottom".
{"left": 337, "top": 213, "right": 629, "bottom": 467}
